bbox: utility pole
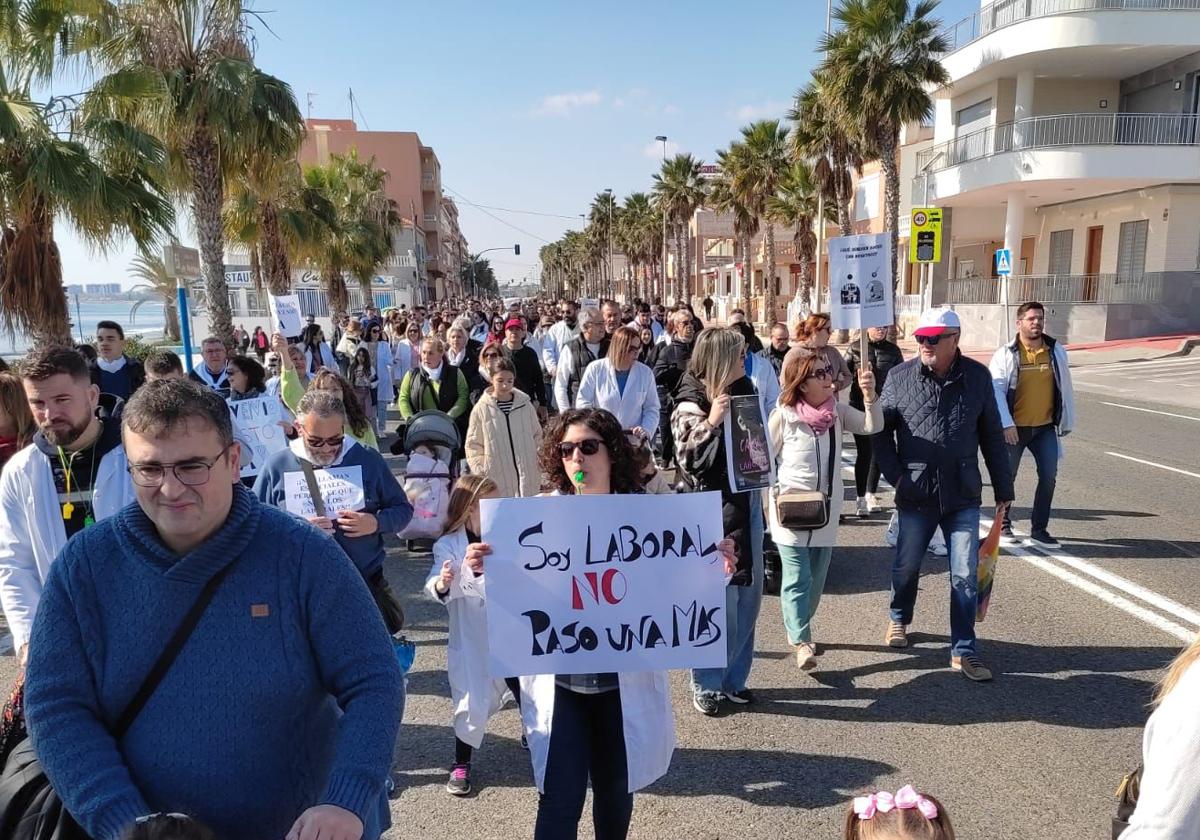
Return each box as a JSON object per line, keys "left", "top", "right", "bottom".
{"left": 656, "top": 135, "right": 669, "bottom": 305}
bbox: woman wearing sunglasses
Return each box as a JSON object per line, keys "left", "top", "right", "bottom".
{"left": 768, "top": 347, "right": 880, "bottom": 672}
{"left": 793, "top": 313, "right": 852, "bottom": 396}
{"left": 517, "top": 407, "right": 734, "bottom": 840}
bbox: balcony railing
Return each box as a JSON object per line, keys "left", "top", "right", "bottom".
{"left": 915, "top": 112, "right": 1200, "bottom": 174}
{"left": 947, "top": 272, "right": 1168, "bottom": 304}
{"left": 939, "top": 0, "right": 1200, "bottom": 53}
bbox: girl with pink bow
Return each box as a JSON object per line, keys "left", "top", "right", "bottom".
{"left": 843, "top": 784, "right": 955, "bottom": 839}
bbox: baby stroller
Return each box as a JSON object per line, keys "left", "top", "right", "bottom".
{"left": 397, "top": 410, "right": 461, "bottom": 552}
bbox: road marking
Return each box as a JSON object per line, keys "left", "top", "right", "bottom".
{"left": 1105, "top": 451, "right": 1200, "bottom": 479}
{"left": 1100, "top": 402, "right": 1200, "bottom": 422}
{"left": 1036, "top": 548, "right": 1200, "bottom": 627}
{"left": 0, "top": 634, "right": 11, "bottom": 656}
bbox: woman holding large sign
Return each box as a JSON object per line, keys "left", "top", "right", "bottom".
{"left": 524, "top": 407, "right": 734, "bottom": 840}
{"left": 671, "top": 328, "right": 764, "bottom": 717}
{"left": 768, "top": 347, "right": 880, "bottom": 671}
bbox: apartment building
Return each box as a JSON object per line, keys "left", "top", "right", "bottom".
{"left": 915, "top": 0, "right": 1200, "bottom": 342}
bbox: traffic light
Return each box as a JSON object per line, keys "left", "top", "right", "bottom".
{"left": 514, "top": 244, "right": 520, "bottom": 256}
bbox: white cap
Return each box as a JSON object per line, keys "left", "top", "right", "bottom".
{"left": 913, "top": 308, "right": 961, "bottom": 338}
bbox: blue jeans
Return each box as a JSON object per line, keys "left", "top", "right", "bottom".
{"left": 534, "top": 685, "right": 632, "bottom": 840}
{"left": 778, "top": 545, "right": 834, "bottom": 645}
{"left": 692, "top": 493, "right": 764, "bottom": 696}
{"left": 1006, "top": 424, "right": 1059, "bottom": 533}
{"left": 889, "top": 506, "right": 981, "bottom": 657}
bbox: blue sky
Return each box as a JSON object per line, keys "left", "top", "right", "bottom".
{"left": 57, "top": 0, "right": 980, "bottom": 288}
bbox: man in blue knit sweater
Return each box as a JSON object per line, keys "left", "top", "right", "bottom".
{"left": 24, "top": 380, "right": 403, "bottom": 840}
{"left": 253, "top": 390, "right": 413, "bottom": 629}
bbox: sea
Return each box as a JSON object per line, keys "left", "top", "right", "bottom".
{"left": 1, "top": 300, "right": 167, "bottom": 359}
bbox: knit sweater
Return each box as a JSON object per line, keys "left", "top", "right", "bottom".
{"left": 23, "top": 486, "right": 403, "bottom": 840}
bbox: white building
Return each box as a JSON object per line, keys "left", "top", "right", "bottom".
{"left": 921, "top": 0, "right": 1200, "bottom": 343}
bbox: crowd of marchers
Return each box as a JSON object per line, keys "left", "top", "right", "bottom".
{"left": 0, "top": 294, "right": 1193, "bottom": 840}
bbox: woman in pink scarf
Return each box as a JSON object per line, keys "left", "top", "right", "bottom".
{"left": 767, "top": 346, "right": 882, "bottom": 671}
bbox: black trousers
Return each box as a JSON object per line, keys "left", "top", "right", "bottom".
{"left": 852, "top": 433, "right": 881, "bottom": 497}
{"left": 453, "top": 676, "right": 523, "bottom": 764}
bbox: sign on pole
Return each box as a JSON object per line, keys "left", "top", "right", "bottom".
{"left": 268, "top": 293, "right": 304, "bottom": 339}
{"left": 909, "top": 208, "right": 943, "bottom": 264}
{"left": 827, "top": 232, "right": 895, "bottom": 331}
{"left": 995, "top": 248, "right": 1013, "bottom": 277}
{"left": 163, "top": 243, "right": 201, "bottom": 278}
{"left": 481, "top": 493, "right": 730, "bottom": 677}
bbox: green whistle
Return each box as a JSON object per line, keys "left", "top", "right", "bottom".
{"left": 573, "top": 470, "right": 585, "bottom": 483}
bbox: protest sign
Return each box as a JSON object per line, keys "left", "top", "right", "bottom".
{"left": 724, "top": 394, "right": 773, "bottom": 494}
{"left": 283, "top": 464, "right": 366, "bottom": 517}
{"left": 827, "top": 232, "right": 895, "bottom": 331}
{"left": 268, "top": 293, "right": 304, "bottom": 339}
{"left": 228, "top": 396, "right": 289, "bottom": 478}
{"left": 481, "top": 492, "right": 729, "bottom": 677}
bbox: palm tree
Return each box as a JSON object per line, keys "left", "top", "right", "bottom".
{"left": 588, "top": 191, "right": 619, "bottom": 294}
{"left": 617, "top": 193, "right": 657, "bottom": 302}
{"left": 86, "top": 0, "right": 306, "bottom": 347}
{"left": 790, "top": 74, "right": 867, "bottom": 238}
{"left": 822, "top": 0, "right": 949, "bottom": 293}
{"left": 766, "top": 161, "right": 836, "bottom": 314}
{"left": 0, "top": 1, "right": 173, "bottom": 347}
{"left": 710, "top": 146, "right": 759, "bottom": 316}
{"left": 128, "top": 251, "right": 182, "bottom": 341}
{"left": 728, "top": 120, "right": 790, "bottom": 325}
{"left": 652, "top": 154, "right": 708, "bottom": 303}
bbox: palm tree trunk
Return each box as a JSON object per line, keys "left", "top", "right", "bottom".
{"left": 683, "top": 223, "right": 693, "bottom": 307}
{"left": 186, "top": 132, "right": 234, "bottom": 348}
{"left": 764, "top": 221, "right": 776, "bottom": 327}
{"left": 1, "top": 207, "right": 73, "bottom": 346}
{"left": 797, "top": 232, "right": 815, "bottom": 312}
{"left": 740, "top": 234, "right": 752, "bottom": 316}
{"left": 323, "top": 266, "right": 348, "bottom": 317}
{"left": 877, "top": 125, "right": 902, "bottom": 296}
{"left": 260, "top": 202, "right": 292, "bottom": 296}
{"left": 674, "top": 223, "right": 685, "bottom": 303}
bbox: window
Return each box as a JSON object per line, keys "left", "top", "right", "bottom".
{"left": 1116, "top": 220, "right": 1149, "bottom": 276}
{"left": 955, "top": 99, "right": 992, "bottom": 130}
{"left": 1048, "top": 230, "right": 1074, "bottom": 276}
{"left": 854, "top": 174, "right": 880, "bottom": 222}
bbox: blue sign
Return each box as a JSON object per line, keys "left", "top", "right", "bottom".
{"left": 995, "top": 248, "right": 1013, "bottom": 277}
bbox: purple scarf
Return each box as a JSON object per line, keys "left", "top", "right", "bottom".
{"left": 794, "top": 396, "right": 836, "bottom": 435}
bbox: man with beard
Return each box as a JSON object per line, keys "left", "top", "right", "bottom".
{"left": 0, "top": 345, "right": 136, "bottom": 664}
{"left": 253, "top": 390, "right": 412, "bottom": 629}
{"left": 652, "top": 308, "right": 698, "bottom": 468}
{"left": 601, "top": 299, "right": 623, "bottom": 337}
{"left": 759, "top": 322, "right": 790, "bottom": 378}
{"left": 540, "top": 300, "right": 580, "bottom": 386}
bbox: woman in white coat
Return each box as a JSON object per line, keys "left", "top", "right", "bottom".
{"left": 362, "top": 322, "right": 395, "bottom": 433}
{"left": 426, "top": 474, "right": 524, "bottom": 797}
{"left": 522, "top": 407, "right": 736, "bottom": 840}
{"left": 575, "top": 326, "right": 659, "bottom": 441}
{"left": 768, "top": 346, "right": 880, "bottom": 671}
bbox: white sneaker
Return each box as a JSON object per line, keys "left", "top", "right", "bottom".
{"left": 866, "top": 493, "right": 882, "bottom": 513}
{"left": 928, "top": 537, "right": 948, "bottom": 557}
{"left": 856, "top": 497, "right": 869, "bottom": 518}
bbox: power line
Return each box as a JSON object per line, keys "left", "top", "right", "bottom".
{"left": 442, "top": 185, "right": 554, "bottom": 244}
{"left": 467, "top": 203, "right": 582, "bottom": 220}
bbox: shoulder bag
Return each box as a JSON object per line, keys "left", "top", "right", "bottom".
{"left": 774, "top": 426, "right": 838, "bottom": 531}
{"left": 0, "top": 561, "right": 235, "bottom": 840}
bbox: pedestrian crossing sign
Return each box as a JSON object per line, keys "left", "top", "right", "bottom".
{"left": 995, "top": 248, "right": 1013, "bottom": 276}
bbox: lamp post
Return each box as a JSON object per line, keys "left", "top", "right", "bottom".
{"left": 471, "top": 245, "right": 521, "bottom": 296}
{"left": 655, "top": 135, "right": 668, "bottom": 304}
{"left": 604, "top": 188, "right": 614, "bottom": 296}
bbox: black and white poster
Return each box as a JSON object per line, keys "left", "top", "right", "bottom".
{"left": 828, "top": 232, "right": 894, "bottom": 331}
{"left": 724, "top": 395, "right": 774, "bottom": 494}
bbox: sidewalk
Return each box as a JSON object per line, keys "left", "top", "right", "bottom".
{"left": 843, "top": 333, "right": 1198, "bottom": 368}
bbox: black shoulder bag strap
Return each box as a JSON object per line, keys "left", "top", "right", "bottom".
{"left": 112, "top": 561, "right": 237, "bottom": 739}
{"left": 299, "top": 459, "right": 327, "bottom": 519}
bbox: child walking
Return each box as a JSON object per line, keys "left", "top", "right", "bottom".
{"left": 425, "top": 474, "right": 524, "bottom": 796}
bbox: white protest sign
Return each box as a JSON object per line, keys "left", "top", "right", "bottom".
{"left": 283, "top": 464, "right": 366, "bottom": 517}
{"left": 481, "top": 492, "right": 729, "bottom": 677}
{"left": 828, "top": 232, "right": 894, "bottom": 331}
{"left": 268, "top": 293, "right": 304, "bottom": 338}
{"left": 228, "top": 396, "right": 288, "bottom": 479}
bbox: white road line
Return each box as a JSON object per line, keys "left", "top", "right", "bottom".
{"left": 1105, "top": 451, "right": 1200, "bottom": 479}
{"left": 0, "top": 634, "right": 11, "bottom": 656}
{"left": 1036, "top": 549, "right": 1200, "bottom": 627}
{"left": 1077, "top": 357, "right": 1199, "bottom": 371}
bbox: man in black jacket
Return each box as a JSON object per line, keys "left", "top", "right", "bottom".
{"left": 90, "top": 320, "right": 145, "bottom": 401}
{"left": 758, "top": 322, "right": 789, "bottom": 378}
{"left": 873, "top": 309, "right": 1013, "bottom": 683}
{"left": 553, "top": 309, "right": 608, "bottom": 411}
{"left": 502, "top": 317, "right": 547, "bottom": 417}
{"left": 652, "top": 308, "right": 696, "bottom": 467}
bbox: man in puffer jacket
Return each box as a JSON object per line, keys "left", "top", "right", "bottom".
{"left": 872, "top": 309, "right": 1014, "bottom": 683}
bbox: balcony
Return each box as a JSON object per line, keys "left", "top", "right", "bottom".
{"left": 946, "top": 272, "right": 1169, "bottom": 304}
{"left": 913, "top": 112, "right": 1200, "bottom": 203}
{"left": 940, "top": 0, "right": 1200, "bottom": 53}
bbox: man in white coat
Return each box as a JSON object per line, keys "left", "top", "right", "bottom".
{"left": 541, "top": 300, "right": 581, "bottom": 385}
{"left": 0, "top": 346, "right": 135, "bottom": 664}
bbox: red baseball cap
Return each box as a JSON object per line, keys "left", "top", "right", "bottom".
{"left": 504, "top": 317, "right": 525, "bottom": 331}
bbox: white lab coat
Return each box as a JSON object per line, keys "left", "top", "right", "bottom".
{"left": 0, "top": 443, "right": 135, "bottom": 650}
{"left": 517, "top": 495, "right": 675, "bottom": 794}
{"left": 575, "top": 358, "right": 660, "bottom": 432}
{"left": 370, "top": 340, "right": 395, "bottom": 405}
{"left": 542, "top": 320, "right": 580, "bottom": 376}
{"left": 303, "top": 342, "right": 337, "bottom": 373}
{"left": 747, "top": 352, "right": 781, "bottom": 422}
{"left": 425, "top": 529, "right": 513, "bottom": 748}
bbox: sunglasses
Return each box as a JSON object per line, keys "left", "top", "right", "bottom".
{"left": 807, "top": 367, "right": 833, "bottom": 381}
{"left": 304, "top": 434, "right": 345, "bottom": 449}
{"left": 482, "top": 351, "right": 501, "bottom": 360}
{"left": 915, "top": 331, "right": 958, "bottom": 346}
{"left": 558, "top": 439, "right": 604, "bottom": 458}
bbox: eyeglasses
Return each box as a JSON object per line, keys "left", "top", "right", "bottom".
{"left": 128, "top": 444, "right": 233, "bottom": 487}
{"left": 558, "top": 439, "right": 604, "bottom": 458}
{"left": 303, "top": 433, "right": 345, "bottom": 449}
{"left": 134, "top": 814, "right": 192, "bottom": 825}
{"left": 482, "top": 351, "right": 501, "bottom": 360}
{"left": 807, "top": 367, "right": 833, "bottom": 381}
{"left": 914, "top": 331, "right": 959, "bottom": 346}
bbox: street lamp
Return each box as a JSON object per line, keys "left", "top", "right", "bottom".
{"left": 604, "top": 187, "right": 614, "bottom": 295}
{"left": 655, "top": 135, "right": 669, "bottom": 304}
{"left": 471, "top": 245, "right": 520, "bottom": 296}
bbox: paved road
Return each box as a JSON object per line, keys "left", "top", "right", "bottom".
{"left": 1, "top": 389, "right": 1196, "bottom": 840}
{"left": 1069, "top": 353, "right": 1200, "bottom": 410}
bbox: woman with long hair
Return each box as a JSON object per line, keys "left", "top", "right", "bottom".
{"left": 362, "top": 322, "right": 395, "bottom": 433}
{"left": 523, "top": 407, "right": 733, "bottom": 840}
{"left": 299, "top": 323, "right": 337, "bottom": 374}
{"left": 252, "top": 326, "right": 269, "bottom": 361}
{"left": 1119, "top": 634, "right": 1200, "bottom": 838}
{"left": 769, "top": 346, "right": 880, "bottom": 671}
{"left": 309, "top": 368, "right": 379, "bottom": 449}
{"left": 347, "top": 347, "right": 379, "bottom": 430}
{"left": 426, "top": 474, "right": 524, "bottom": 797}
{"left": 0, "top": 372, "right": 35, "bottom": 472}
{"left": 793, "top": 313, "right": 852, "bottom": 395}
{"left": 671, "top": 327, "right": 764, "bottom": 717}
{"left": 576, "top": 326, "right": 659, "bottom": 441}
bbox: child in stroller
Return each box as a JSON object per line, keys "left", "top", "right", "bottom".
{"left": 397, "top": 410, "right": 461, "bottom": 551}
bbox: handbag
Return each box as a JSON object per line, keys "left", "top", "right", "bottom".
{"left": 774, "top": 427, "right": 838, "bottom": 531}
{"left": 0, "top": 560, "right": 236, "bottom": 840}
{"left": 1112, "top": 764, "right": 1141, "bottom": 839}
